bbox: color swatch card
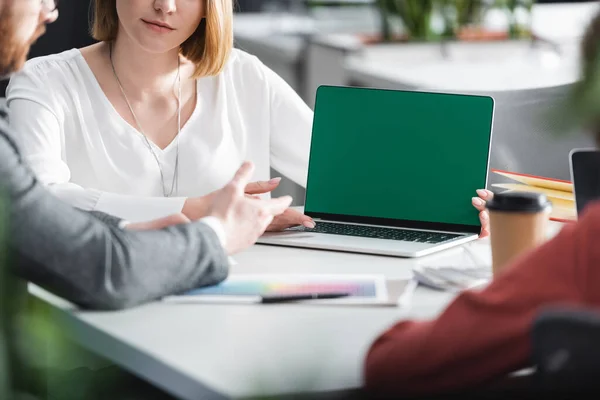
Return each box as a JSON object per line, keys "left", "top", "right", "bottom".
{"left": 163, "top": 274, "right": 414, "bottom": 307}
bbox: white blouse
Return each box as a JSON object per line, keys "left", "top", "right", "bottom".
{"left": 6, "top": 48, "right": 312, "bottom": 222}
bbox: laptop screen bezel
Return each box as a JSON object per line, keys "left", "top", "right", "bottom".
{"left": 304, "top": 211, "right": 483, "bottom": 234}
{"left": 303, "top": 86, "right": 495, "bottom": 235}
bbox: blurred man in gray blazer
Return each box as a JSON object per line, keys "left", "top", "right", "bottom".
{"left": 0, "top": 0, "right": 292, "bottom": 311}
{"left": 0, "top": 2, "right": 296, "bottom": 398}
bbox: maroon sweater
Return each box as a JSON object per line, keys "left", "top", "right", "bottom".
{"left": 365, "top": 202, "right": 600, "bottom": 396}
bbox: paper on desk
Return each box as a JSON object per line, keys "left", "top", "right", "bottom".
{"left": 412, "top": 265, "right": 491, "bottom": 292}
{"left": 163, "top": 274, "right": 415, "bottom": 307}
{"left": 412, "top": 244, "right": 492, "bottom": 292}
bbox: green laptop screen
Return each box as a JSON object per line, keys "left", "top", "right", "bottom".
{"left": 304, "top": 86, "right": 494, "bottom": 231}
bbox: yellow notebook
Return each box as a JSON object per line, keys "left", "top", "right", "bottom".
{"left": 491, "top": 169, "right": 576, "bottom": 222}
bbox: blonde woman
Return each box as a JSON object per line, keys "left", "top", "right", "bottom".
{"left": 6, "top": 0, "right": 314, "bottom": 230}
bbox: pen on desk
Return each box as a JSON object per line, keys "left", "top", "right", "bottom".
{"left": 260, "top": 292, "right": 351, "bottom": 304}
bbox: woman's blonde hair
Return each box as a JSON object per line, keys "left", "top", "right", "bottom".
{"left": 91, "top": 0, "right": 233, "bottom": 78}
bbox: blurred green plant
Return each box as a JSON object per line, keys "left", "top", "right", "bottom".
{"left": 503, "top": 0, "right": 534, "bottom": 11}
{"left": 377, "top": 0, "right": 535, "bottom": 42}
{"left": 545, "top": 9, "right": 600, "bottom": 141}
{"left": 565, "top": 48, "right": 600, "bottom": 140}
{"left": 500, "top": 0, "right": 535, "bottom": 38}
{"left": 439, "top": 0, "right": 488, "bottom": 39}
{"left": 0, "top": 192, "right": 71, "bottom": 399}
{"left": 455, "top": 0, "right": 487, "bottom": 26}
{"left": 377, "top": 0, "right": 437, "bottom": 41}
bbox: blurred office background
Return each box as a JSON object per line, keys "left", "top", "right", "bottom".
{"left": 1, "top": 0, "right": 598, "bottom": 204}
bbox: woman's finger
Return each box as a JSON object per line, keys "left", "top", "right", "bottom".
{"left": 265, "top": 223, "right": 296, "bottom": 232}
{"left": 265, "top": 217, "right": 299, "bottom": 231}
{"left": 244, "top": 178, "right": 282, "bottom": 195}
{"left": 476, "top": 189, "right": 494, "bottom": 200}
{"left": 280, "top": 208, "right": 315, "bottom": 227}
{"left": 265, "top": 209, "right": 316, "bottom": 231}
{"left": 472, "top": 196, "right": 487, "bottom": 212}
{"left": 479, "top": 211, "right": 490, "bottom": 238}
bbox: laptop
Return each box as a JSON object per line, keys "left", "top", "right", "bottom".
{"left": 258, "top": 86, "right": 495, "bottom": 258}
{"left": 570, "top": 148, "right": 600, "bottom": 216}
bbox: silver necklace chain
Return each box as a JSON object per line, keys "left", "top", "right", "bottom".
{"left": 109, "top": 43, "right": 181, "bottom": 197}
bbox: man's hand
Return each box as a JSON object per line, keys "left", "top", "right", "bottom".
{"left": 181, "top": 177, "right": 295, "bottom": 223}
{"left": 126, "top": 213, "right": 191, "bottom": 231}
{"left": 209, "top": 162, "right": 293, "bottom": 254}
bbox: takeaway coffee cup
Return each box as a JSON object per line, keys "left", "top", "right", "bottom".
{"left": 486, "top": 192, "right": 552, "bottom": 276}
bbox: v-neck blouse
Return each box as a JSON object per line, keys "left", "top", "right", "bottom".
{"left": 6, "top": 48, "right": 312, "bottom": 222}
{"left": 79, "top": 53, "right": 204, "bottom": 155}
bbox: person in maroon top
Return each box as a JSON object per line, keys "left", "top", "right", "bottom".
{"left": 364, "top": 10, "right": 600, "bottom": 398}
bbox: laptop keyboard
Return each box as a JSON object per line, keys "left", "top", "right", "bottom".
{"left": 291, "top": 222, "right": 461, "bottom": 244}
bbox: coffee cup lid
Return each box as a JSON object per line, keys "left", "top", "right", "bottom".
{"left": 486, "top": 191, "right": 552, "bottom": 213}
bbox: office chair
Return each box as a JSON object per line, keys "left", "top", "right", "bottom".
{"left": 532, "top": 307, "right": 600, "bottom": 394}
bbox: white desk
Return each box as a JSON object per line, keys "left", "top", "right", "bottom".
{"left": 304, "top": 2, "right": 597, "bottom": 105}
{"left": 531, "top": 2, "right": 600, "bottom": 43}
{"left": 31, "top": 223, "right": 563, "bottom": 399}
{"left": 344, "top": 39, "right": 582, "bottom": 92}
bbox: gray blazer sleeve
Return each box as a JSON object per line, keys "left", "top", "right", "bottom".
{"left": 0, "top": 116, "right": 229, "bottom": 310}
{"left": 88, "top": 210, "right": 125, "bottom": 226}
